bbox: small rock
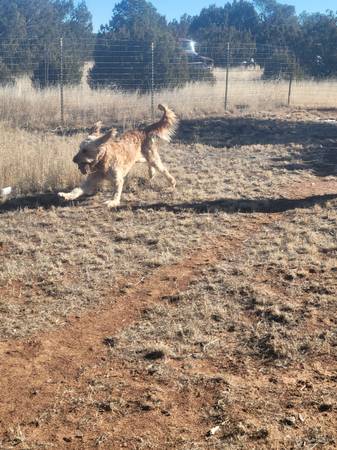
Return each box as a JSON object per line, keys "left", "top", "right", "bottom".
{"left": 236, "top": 422, "right": 247, "bottom": 434}
{"left": 206, "top": 425, "right": 221, "bottom": 437}
{"left": 251, "top": 428, "right": 269, "bottom": 440}
{"left": 28, "top": 420, "right": 39, "bottom": 427}
{"left": 102, "top": 336, "right": 116, "bottom": 347}
{"left": 147, "top": 365, "right": 158, "bottom": 375}
{"left": 284, "top": 273, "right": 294, "bottom": 281}
{"left": 298, "top": 414, "right": 305, "bottom": 423}
{"left": 161, "top": 294, "right": 181, "bottom": 303}
{"left": 318, "top": 403, "right": 333, "bottom": 412}
{"left": 63, "top": 437, "right": 72, "bottom": 443}
{"left": 96, "top": 401, "right": 112, "bottom": 412}
{"left": 140, "top": 403, "right": 153, "bottom": 411}
{"left": 75, "top": 430, "right": 84, "bottom": 438}
{"left": 283, "top": 416, "right": 296, "bottom": 426}
{"left": 211, "top": 314, "right": 223, "bottom": 322}
{"left": 144, "top": 350, "right": 165, "bottom": 361}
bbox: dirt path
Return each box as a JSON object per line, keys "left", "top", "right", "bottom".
{"left": 0, "top": 178, "right": 336, "bottom": 448}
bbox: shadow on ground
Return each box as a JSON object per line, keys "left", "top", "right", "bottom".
{"left": 177, "top": 116, "right": 337, "bottom": 177}
{"left": 177, "top": 116, "right": 337, "bottom": 147}
{"left": 277, "top": 143, "right": 337, "bottom": 177}
{"left": 1, "top": 192, "right": 336, "bottom": 215}
{"left": 130, "top": 194, "right": 337, "bottom": 214}
{"left": 0, "top": 194, "right": 86, "bottom": 213}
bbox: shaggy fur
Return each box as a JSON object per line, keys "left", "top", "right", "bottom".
{"left": 58, "top": 104, "right": 177, "bottom": 208}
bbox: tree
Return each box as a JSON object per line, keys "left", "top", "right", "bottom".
{"left": 30, "top": 0, "right": 93, "bottom": 87}
{"left": 89, "top": 0, "right": 213, "bottom": 92}
{"left": 294, "top": 12, "right": 337, "bottom": 78}
{"left": 0, "top": 2, "right": 27, "bottom": 80}
{"left": 262, "top": 48, "right": 296, "bottom": 79}
{"left": 0, "top": 0, "right": 93, "bottom": 87}
{"left": 253, "top": 0, "right": 300, "bottom": 49}
{"left": 168, "top": 14, "right": 193, "bottom": 39}
{"left": 188, "top": 2, "right": 258, "bottom": 66}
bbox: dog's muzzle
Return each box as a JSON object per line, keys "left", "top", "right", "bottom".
{"left": 73, "top": 153, "right": 92, "bottom": 174}
{"left": 78, "top": 163, "right": 91, "bottom": 175}
{"left": 73, "top": 154, "right": 80, "bottom": 164}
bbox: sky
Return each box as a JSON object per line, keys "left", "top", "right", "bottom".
{"left": 84, "top": 0, "right": 337, "bottom": 31}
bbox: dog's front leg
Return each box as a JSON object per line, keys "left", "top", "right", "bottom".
{"left": 58, "top": 173, "right": 101, "bottom": 201}
{"left": 58, "top": 186, "right": 84, "bottom": 201}
{"left": 105, "top": 171, "right": 125, "bottom": 208}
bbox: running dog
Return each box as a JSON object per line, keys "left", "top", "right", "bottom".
{"left": 58, "top": 104, "right": 177, "bottom": 208}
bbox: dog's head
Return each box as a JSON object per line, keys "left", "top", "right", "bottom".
{"left": 73, "top": 122, "right": 117, "bottom": 174}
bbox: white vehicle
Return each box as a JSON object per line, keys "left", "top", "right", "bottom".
{"left": 179, "top": 39, "right": 214, "bottom": 70}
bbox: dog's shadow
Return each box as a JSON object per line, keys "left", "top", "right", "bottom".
{"left": 0, "top": 193, "right": 87, "bottom": 213}
{"left": 1, "top": 192, "right": 336, "bottom": 215}
{"left": 130, "top": 194, "right": 337, "bottom": 214}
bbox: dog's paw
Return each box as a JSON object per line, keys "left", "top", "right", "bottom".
{"left": 170, "top": 179, "right": 177, "bottom": 189}
{"left": 58, "top": 192, "right": 69, "bottom": 200}
{"left": 58, "top": 192, "right": 76, "bottom": 201}
{"left": 105, "top": 199, "right": 120, "bottom": 209}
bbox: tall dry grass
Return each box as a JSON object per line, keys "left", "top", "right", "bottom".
{"left": 1, "top": 67, "right": 337, "bottom": 195}
{"left": 0, "top": 68, "right": 337, "bottom": 130}
{"left": 0, "top": 125, "right": 82, "bottom": 194}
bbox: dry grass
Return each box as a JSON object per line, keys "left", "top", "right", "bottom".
{"left": 2, "top": 104, "right": 337, "bottom": 196}
{"left": 0, "top": 124, "right": 82, "bottom": 193}
{"left": 1, "top": 129, "right": 303, "bottom": 337}
{"left": 108, "top": 202, "right": 337, "bottom": 448}
{"left": 1, "top": 69, "right": 337, "bottom": 130}
{"left": 0, "top": 110, "right": 337, "bottom": 448}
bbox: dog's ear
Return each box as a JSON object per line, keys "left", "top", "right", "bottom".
{"left": 92, "top": 129, "right": 114, "bottom": 147}
{"left": 89, "top": 121, "right": 103, "bottom": 137}
{"left": 110, "top": 127, "right": 118, "bottom": 138}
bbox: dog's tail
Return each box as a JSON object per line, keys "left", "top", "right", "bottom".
{"left": 145, "top": 104, "right": 178, "bottom": 142}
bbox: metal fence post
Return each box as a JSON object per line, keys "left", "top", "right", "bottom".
{"left": 224, "top": 42, "right": 230, "bottom": 111}
{"left": 151, "top": 42, "right": 155, "bottom": 121}
{"left": 44, "top": 46, "right": 49, "bottom": 87}
{"left": 287, "top": 68, "right": 293, "bottom": 107}
{"left": 60, "top": 37, "right": 64, "bottom": 127}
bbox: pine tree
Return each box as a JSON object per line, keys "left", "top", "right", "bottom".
{"left": 0, "top": 0, "right": 93, "bottom": 87}
{"left": 89, "top": 0, "right": 213, "bottom": 92}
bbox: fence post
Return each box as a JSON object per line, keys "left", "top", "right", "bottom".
{"left": 44, "top": 46, "right": 49, "bottom": 87}
{"left": 287, "top": 68, "right": 293, "bottom": 107}
{"left": 151, "top": 42, "right": 155, "bottom": 121}
{"left": 60, "top": 37, "right": 64, "bottom": 127}
{"left": 224, "top": 42, "right": 230, "bottom": 111}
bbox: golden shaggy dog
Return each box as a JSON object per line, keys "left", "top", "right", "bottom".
{"left": 58, "top": 104, "right": 177, "bottom": 208}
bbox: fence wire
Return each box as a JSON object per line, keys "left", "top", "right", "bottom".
{"left": 0, "top": 38, "right": 336, "bottom": 129}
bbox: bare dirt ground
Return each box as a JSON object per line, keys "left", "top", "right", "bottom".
{"left": 0, "top": 108, "right": 337, "bottom": 449}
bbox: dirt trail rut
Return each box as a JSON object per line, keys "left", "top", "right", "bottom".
{"left": 0, "top": 178, "right": 337, "bottom": 447}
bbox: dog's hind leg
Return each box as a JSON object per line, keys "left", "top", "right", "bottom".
{"left": 105, "top": 170, "right": 125, "bottom": 208}
{"left": 58, "top": 173, "right": 102, "bottom": 201}
{"left": 148, "top": 152, "right": 176, "bottom": 188}
{"left": 148, "top": 165, "right": 156, "bottom": 180}
{"left": 143, "top": 137, "right": 175, "bottom": 188}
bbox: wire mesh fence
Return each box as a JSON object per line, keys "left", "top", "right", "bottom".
{"left": 0, "top": 37, "right": 336, "bottom": 129}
